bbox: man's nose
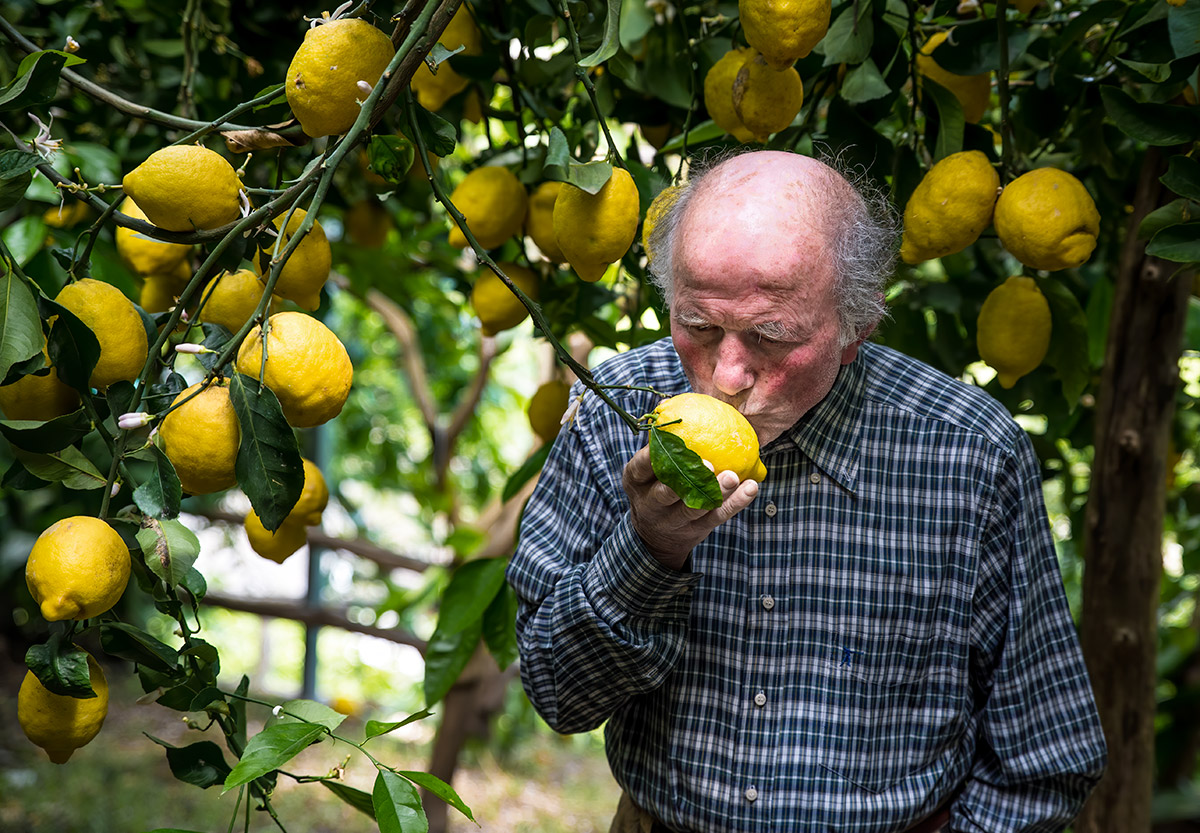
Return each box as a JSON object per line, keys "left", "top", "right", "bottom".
{"left": 711, "top": 334, "right": 754, "bottom": 397}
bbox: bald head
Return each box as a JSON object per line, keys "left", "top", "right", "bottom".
{"left": 647, "top": 150, "right": 898, "bottom": 347}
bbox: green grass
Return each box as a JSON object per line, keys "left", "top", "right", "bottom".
{"left": 1, "top": 665, "right": 619, "bottom": 833}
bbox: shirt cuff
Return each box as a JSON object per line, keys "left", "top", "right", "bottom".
{"left": 580, "top": 512, "right": 704, "bottom": 621}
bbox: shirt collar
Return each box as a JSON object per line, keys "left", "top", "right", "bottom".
{"left": 772, "top": 344, "right": 868, "bottom": 494}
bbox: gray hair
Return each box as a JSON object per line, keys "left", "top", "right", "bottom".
{"left": 646, "top": 149, "right": 899, "bottom": 348}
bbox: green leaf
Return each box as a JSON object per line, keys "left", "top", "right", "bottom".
{"left": 423, "top": 617, "right": 482, "bottom": 708}
{"left": 1138, "top": 199, "right": 1198, "bottom": 240}
{"left": 11, "top": 444, "right": 106, "bottom": 489}
{"left": 923, "top": 79, "right": 965, "bottom": 162}
{"left": 1040, "top": 276, "right": 1091, "bottom": 407}
{"left": 3, "top": 215, "right": 47, "bottom": 266}
{"left": 25, "top": 633, "right": 95, "bottom": 698}
{"left": 368, "top": 135, "right": 416, "bottom": 185}
{"left": 655, "top": 120, "right": 725, "bottom": 154}
{"left": 0, "top": 410, "right": 91, "bottom": 453}
{"left": 145, "top": 736, "right": 232, "bottom": 789}
{"left": 0, "top": 50, "right": 84, "bottom": 113}
{"left": 0, "top": 169, "right": 32, "bottom": 211}
{"left": 222, "top": 722, "right": 326, "bottom": 794}
{"left": 135, "top": 518, "right": 201, "bottom": 588}
{"left": 410, "top": 100, "right": 457, "bottom": 157}
{"left": 1116, "top": 57, "right": 1171, "bottom": 83}
{"left": 927, "top": 20, "right": 1038, "bottom": 75}
{"left": 482, "top": 583, "right": 519, "bottom": 671}
{"left": 579, "top": 0, "right": 621, "bottom": 67}
{"left": 99, "top": 622, "right": 179, "bottom": 672}
{"left": 502, "top": 442, "right": 551, "bottom": 503}
{"left": 132, "top": 443, "right": 182, "bottom": 520}
{"left": 0, "top": 149, "right": 40, "bottom": 210}
{"left": 1085, "top": 275, "right": 1113, "bottom": 369}
{"left": 266, "top": 698, "right": 346, "bottom": 733}
{"left": 397, "top": 770, "right": 475, "bottom": 823}
{"left": 841, "top": 59, "right": 891, "bottom": 104}
{"left": 648, "top": 425, "right": 722, "bottom": 511}
{"left": 435, "top": 558, "right": 508, "bottom": 637}
{"left": 372, "top": 770, "right": 428, "bottom": 833}
{"left": 821, "top": 0, "right": 873, "bottom": 66}
{"left": 321, "top": 780, "right": 377, "bottom": 818}
{"left": 364, "top": 709, "right": 434, "bottom": 741}
{"left": 1169, "top": 2, "right": 1200, "bottom": 59}
{"left": 228, "top": 373, "right": 303, "bottom": 531}
{"left": 543, "top": 127, "right": 613, "bottom": 194}
{"left": 1147, "top": 222, "right": 1200, "bottom": 263}
{"left": 1100, "top": 87, "right": 1200, "bottom": 146}
{"left": 1162, "top": 156, "right": 1200, "bottom": 203}
{"left": 41, "top": 297, "right": 100, "bottom": 394}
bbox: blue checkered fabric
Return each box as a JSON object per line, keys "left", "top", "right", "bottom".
{"left": 508, "top": 339, "right": 1106, "bottom": 833}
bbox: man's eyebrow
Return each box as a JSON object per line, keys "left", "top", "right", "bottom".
{"left": 748, "top": 320, "right": 800, "bottom": 341}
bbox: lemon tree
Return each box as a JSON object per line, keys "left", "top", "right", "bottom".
{"left": 0, "top": 0, "right": 1198, "bottom": 831}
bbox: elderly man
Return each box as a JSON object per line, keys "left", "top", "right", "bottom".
{"left": 507, "top": 151, "right": 1106, "bottom": 833}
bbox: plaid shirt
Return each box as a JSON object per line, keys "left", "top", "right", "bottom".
{"left": 509, "top": 339, "right": 1106, "bottom": 833}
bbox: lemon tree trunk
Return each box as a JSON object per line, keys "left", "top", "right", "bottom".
{"left": 1077, "top": 148, "right": 1194, "bottom": 833}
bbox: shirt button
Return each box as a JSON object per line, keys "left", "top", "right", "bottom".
{"left": 761, "top": 595, "right": 775, "bottom": 611}
{"left": 754, "top": 691, "right": 767, "bottom": 707}
{"left": 764, "top": 502, "right": 777, "bottom": 517}
{"left": 809, "top": 473, "right": 821, "bottom": 484}
{"left": 745, "top": 786, "right": 758, "bottom": 802}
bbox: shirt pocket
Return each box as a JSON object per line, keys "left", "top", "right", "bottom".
{"left": 817, "top": 630, "right": 964, "bottom": 793}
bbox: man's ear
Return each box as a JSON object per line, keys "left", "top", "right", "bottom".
{"left": 840, "top": 319, "right": 878, "bottom": 365}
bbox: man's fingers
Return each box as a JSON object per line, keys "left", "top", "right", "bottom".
{"left": 712, "top": 479, "right": 759, "bottom": 523}
{"left": 623, "top": 446, "right": 655, "bottom": 485}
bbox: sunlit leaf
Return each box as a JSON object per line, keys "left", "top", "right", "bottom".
{"left": 222, "top": 722, "right": 326, "bottom": 794}
{"left": 373, "top": 769, "right": 428, "bottom": 833}
{"left": 397, "top": 770, "right": 475, "bottom": 823}
{"left": 11, "top": 444, "right": 106, "bottom": 489}
{"left": 266, "top": 698, "right": 346, "bottom": 733}
{"left": 435, "top": 557, "right": 508, "bottom": 637}
{"left": 423, "top": 617, "right": 482, "bottom": 708}
{"left": 364, "top": 709, "right": 435, "bottom": 741}
{"left": 135, "top": 518, "right": 201, "bottom": 588}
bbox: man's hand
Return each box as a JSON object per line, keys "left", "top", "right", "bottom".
{"left": 622, "top": 446, "right": 760, "bottom": 570}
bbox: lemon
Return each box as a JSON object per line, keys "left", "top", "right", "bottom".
{"left": 198, "top": 268, "right": 272, "bottom": 333}
{"left": 138, "top": 259, "right": 193, "bottom": 314}
{"left": 18, "top": 651, "right": 108, "bottom": 764}
{"left": 642, "top": 183, "right": 685, "bottom": 267}
{"left": 285, "top": 18, "right": 395, "bottom": 137}
{"left": 258, "top": 208, "right": 331, "bottom": 311}
{"left": 244, "top": 512, "right": 309, "bottom": 563}
{"left": 471, "top": 263, "right": 539, "bottom": 336}
{"left": 553, "top": 167, "right": 640, "bottom": 283}
{"left": 900, "top": 150, "right": 1000, "bottom": 264}
{"left": 446, "top": 166, "right": 528, "bottom": 250}
{"left": 993, "top": 168, "right": 1100, "bottom": 272}
{"left": 651, "top": 393, "right": 768, "bottom": 482}
{"left": 55, "top": 278, "right": 149, "bottom": 390}
{"left": 462, "top": 88, "right": 483, "bottom": 124}
{"left": 158, "top": 381, "right": 241, "bottom": 495}
{"left": 704, "top": 48, "right": 756, "bottom": 143}
{"left": 0, "top": 354, "right": 78, "bottom": 422}
{"left": 525, "top": 182, "right": 565, "bottom": 262}
{"left": 345, "top": 199, "right": 392, "bottom": 248}
{"left": 410, "top": 4, "right": 482, "bottom": 111}
{"left": 917, "top": 32, "right": 992, "bottom": 124}
{"left": 235, "top": 311, "right": 353, "bottom": 428}
{"left": 26, "top": 516, "right": 130, "bottom": 622}
{"left": 116, "top": 197, "right": 192, "bottom": 276}
{"left": 739, "top": 0, "right": 832, "bottom": 70}
{"left": 976, "top": 275, "right": 1052, "bottom": 388}
{"left": 42, "top": 200, "right": 91, "bottom": 228}
{"left": 528, "top": 380, "right": 571, "bottom": 444}
{"left": 292, "top": 457, "right": 330, "bottom": 525}
{"left": 733, "top": 50, "right": 804, "bottom": 142}
{"left": 122, "top": 145, "right": 243, "bottom": 232}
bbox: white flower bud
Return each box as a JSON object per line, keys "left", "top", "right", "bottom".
{"left": 356, "top": 80, "right": 373, "bottom": 97}
{"left": 65, "top": 36, "right": 80, "bottom": 53}
{"left": 118, "top": 411, "right": 152, "bottom": 430}
{"left": 174, "top": 343, "right": 207, "bottom": 354}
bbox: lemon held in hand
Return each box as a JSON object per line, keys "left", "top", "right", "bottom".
{"left": 54, "top": 278, "right": 149, "bottom": 390}
{"left": 650, "top": 393, "right": 768, "bottom": 483}
{"left": 18, "top": 651, "right": 108, "bottom": 764}
{"left": 554, "top": 167, "right": 640, "bottom": 283}
{"left": 122, "top": 145, "right": 242, "bottom": 232}
{"left": 900, "top": 150, "right": 1000, "bottom": 264}
{"left": 976, "top": 275, "right": 1052, "bottom": 389}
{"left": 235, "top": 311, "right": 353, "bottom": 428}
{"left": 286, "top": 17, "right": 395, "bottom": 138}
{"left": 994, "top": 168, "right": 1099, "bottom": 272}
{"left": 158, "top": 381, "right": 241, "bottom": 495}
{"left": 26, "top": 516, "right": 131, "bottom": 622}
